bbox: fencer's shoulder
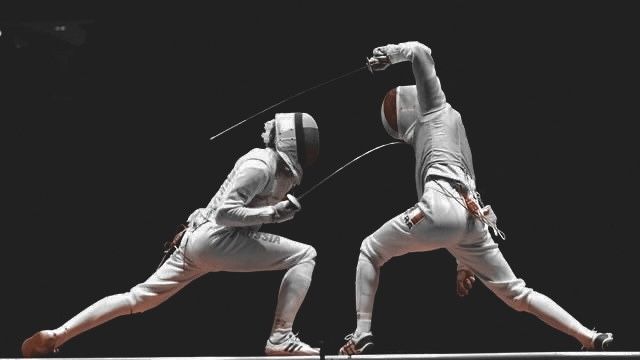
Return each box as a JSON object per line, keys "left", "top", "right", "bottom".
{"left": 242, "top": 147, "right": 277, "bottom": 162}
{"left": 239, "top": 148, "right": 277, "bottom": 172}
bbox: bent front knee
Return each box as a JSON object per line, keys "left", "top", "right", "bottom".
{"left": 359, "top": 247, "right": 385, "bottom": 269}
{"left": 359, "top": 236, "right": 389, "bottom": 268}
{"left": 299, "top": 245, "right": 317, "bottom": 265}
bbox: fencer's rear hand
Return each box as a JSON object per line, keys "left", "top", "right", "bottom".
{"left": 271, "top": 199, "right": 300, "bottom": 223}
{"left": 456, "top": 269, "right": 476, "bottom": 297}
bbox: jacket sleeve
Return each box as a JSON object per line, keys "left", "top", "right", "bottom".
{"left": 214, "top": 159, "right": 277, "bottom": 226}
{"left": 388, "top": 41, "right": 446, "bottom": 114}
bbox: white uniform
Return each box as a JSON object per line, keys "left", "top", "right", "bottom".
{"left": 352, "top": 41, "right": 600, "bottom": 349}
{"left": 35, "top": 147, "right": 317, "bottom": 353}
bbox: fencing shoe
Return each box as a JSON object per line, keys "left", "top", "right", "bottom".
{"left": 587, "top": 332, "right": 613, "bottom": 351}
{"left": 339, "top": 331, "right": 374, "bottom": 355}
{"left": 265, "top": 332, "right": 319, "bottom": 356}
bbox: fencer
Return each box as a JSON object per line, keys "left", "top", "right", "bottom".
{"left": 338, "top": 41, "right": 613, "bottom": 354}
{"left": 22, "top": 112, "right": 321, "bottom": 357}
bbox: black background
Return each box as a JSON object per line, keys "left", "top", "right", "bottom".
{"left": 2, "top": 1, "right": 639, "bottom": 358}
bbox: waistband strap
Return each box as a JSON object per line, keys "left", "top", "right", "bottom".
{"left": 430, "top": 176, "right": 506, "bottom": 240}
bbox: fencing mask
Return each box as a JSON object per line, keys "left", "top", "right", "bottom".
{"left": 263, "top": 112, "right": 319, "bottom": 184}
{"left": 380, "top": 85, "right": 420, "bottom": 144}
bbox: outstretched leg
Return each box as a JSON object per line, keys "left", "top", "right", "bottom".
{"left": 21, "top": 243, "right": 205, "bottom": 357}
{"left": 525, "top": 291, "right": 612, "bottom": 349}
{"left": 450, "top": 231, "right": 613, "bottom": 350}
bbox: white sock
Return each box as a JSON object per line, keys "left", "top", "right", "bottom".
{"left": 356, "top": 315, "right": 372, "bottom": 336}
{"left": 269, "top": 327, "right": 293, "bottom": 344}
{"left": 355, "top": 254, "right": 379, "bottom": 335}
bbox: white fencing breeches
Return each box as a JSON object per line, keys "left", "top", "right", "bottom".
{"left": 54, "top": 221, "right": 316, "bottom": 347}
{"left": 355, "top": 179, "right": 594, "bottom": 346}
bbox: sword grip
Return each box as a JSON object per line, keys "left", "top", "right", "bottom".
{"left": 286, "top": 194, "right": 301, "bottom": 210}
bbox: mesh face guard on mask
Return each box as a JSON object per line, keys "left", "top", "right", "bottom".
{"left": 264, "top": 112, "right": 319, "bottom": 184}
{"left": 380, "top": 85, "right": 420, "bottom": 143}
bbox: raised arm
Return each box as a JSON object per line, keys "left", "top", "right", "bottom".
{"left": 371, "top": 41, "right": 446, "bottom": 114}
